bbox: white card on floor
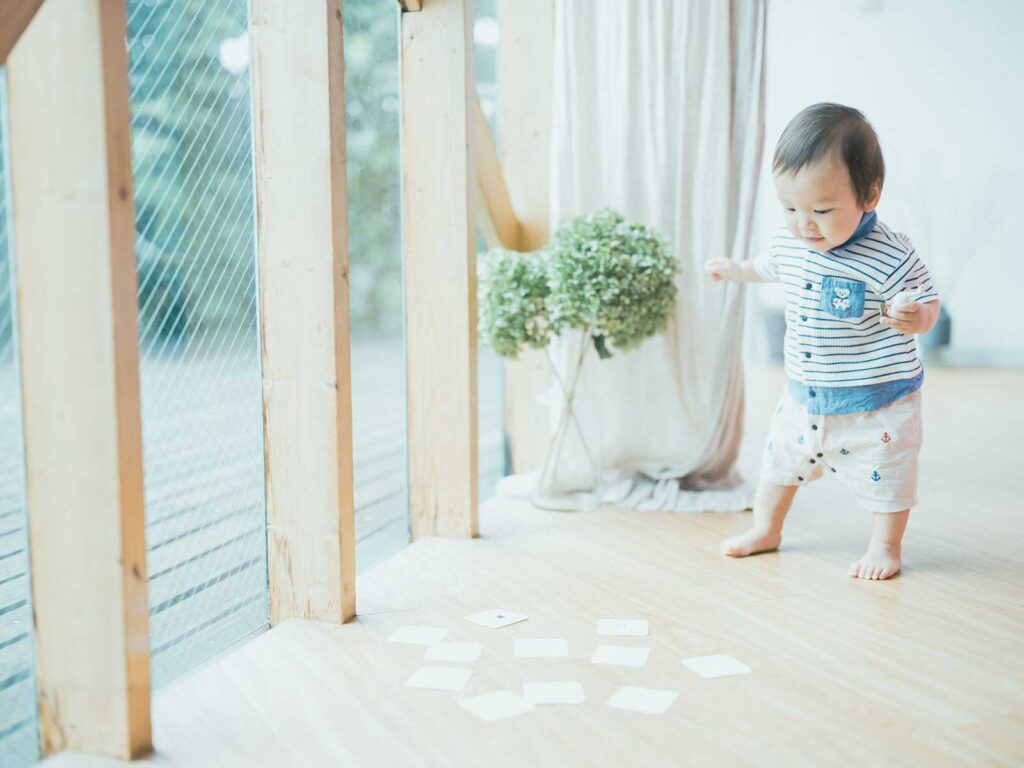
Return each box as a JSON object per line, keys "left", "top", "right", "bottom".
{"left": 590, "top": 645, "right": 650, "bottom": 668}
{"left": 459, "top": 691, "right": 535, "bottom": 721}
{"left": 523, "top": 681, "right": 586, "bottom": 705}
{"left": 597, "top": 619, "right": 650, "bottom": 637}
{"left": 514, "top": 638, "right": 569, "bottom": 658}
{"left": 464, "top": 609, "right": 529, "bottom": 629}
{"left": 607, "top": 686, "right": 678, "bottom": 714}
{"left": 388, "top": 625, "right": 449, "bottom": 645}
{"left": 682, "top": 654, "right": 752, "bottom": 678}
{"left": 404, "top": 666, "right": 473, "bottom": 692}
{"left": 425, "top": 642, "right": 482, "bottom": 662}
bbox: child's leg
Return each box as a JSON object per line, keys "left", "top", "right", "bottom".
{"left": 849, "top": 509, "right": 909, "bottom": 580}
{"left": 721, "top": 480, "right": 798, "bottom": 557}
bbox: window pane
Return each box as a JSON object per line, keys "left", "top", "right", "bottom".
{"left": 0, "top": 68, "right": 41, "bottom": 768}
{"left": 127, "top": 0, "right": 268, "bottom": 687}
{"left": 344, "top": 1, "right": 410, "bottom": 568}
{"left": 475, "top": 0, "right": 508, "bottom": 501}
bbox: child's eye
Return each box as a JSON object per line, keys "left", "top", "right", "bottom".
{"left": 784, "top": 207, "right": 795, "bottom": 212}
{"left": 813, "top": 209, "right": 833, "bottom": 215}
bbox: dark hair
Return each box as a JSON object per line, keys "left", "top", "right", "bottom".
{"left": 773, "top": 103, "right": 885, "bottom": 206}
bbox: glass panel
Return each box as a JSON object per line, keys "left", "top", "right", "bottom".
{"left": 0, "top": 68, "right": 41, "bottom": 768}
{"left": 475, "top": 0, "right": 508, "bottom": 501}
{"left": 344, "top": 1, "right": 410, "bottom": 568}
{"left": 127, "top": 0, "right": 268, "bottom": 687}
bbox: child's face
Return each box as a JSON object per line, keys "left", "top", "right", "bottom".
{"left": 773, "top": 157, "right": 880, "bottom": 251}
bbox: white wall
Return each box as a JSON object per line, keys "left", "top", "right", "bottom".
{"left": 754, "top": 0, "right": 1024, "bottom": 364}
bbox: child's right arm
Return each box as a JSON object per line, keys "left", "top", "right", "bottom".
{"left": 703, "top": 259, "right": 766, "bottom": 283}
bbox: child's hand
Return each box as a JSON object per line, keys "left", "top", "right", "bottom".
{"left": 879, "top": 301, "right": 928, "bottom": 334}
{"left": 704, "top": 259, "right": 742, "bottom": 282}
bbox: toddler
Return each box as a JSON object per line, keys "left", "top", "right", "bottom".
{"left": 705, "top": 103, "right": 940, "bottom": 580}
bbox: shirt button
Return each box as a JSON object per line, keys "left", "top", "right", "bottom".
{"left": 797, "top": 476, "right": 804, "bottom": 481}
{"left": 809, "top": 459, "right": 816, "bottom": 464}
{"left": 805, "top": 282, "right": 812, "bottom": 289}
{"left": 817, "top": 453, "right": 823, "bottom": 457}
{"left": 811, "top": 424, "right": 818, "bottom": 430}
{"left": 804, "top": 352, "right": 812, "bottom": 359}
{"left": 800, "top": 315, "right": 808, "bottom": 322}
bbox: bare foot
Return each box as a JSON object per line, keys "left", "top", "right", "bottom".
{"left": 721, "top": 528, "right": 781, "bottom": 557}
{"left": 849, "top": 541, "right": 901, "bottom": 580}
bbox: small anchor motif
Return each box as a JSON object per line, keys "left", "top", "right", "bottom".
{"left": 840, "top": 448, "right": 850, "bottom": 455}
{"left": 797, "top": 436, "right": 806, "bottom": 445}
{"left": 871, "top": 470, "right": 881, "bottom": 482}
{"left": 881, "top": 432, "right": 892, "bottom": 443}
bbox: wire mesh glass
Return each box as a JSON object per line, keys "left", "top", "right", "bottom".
{"left": 0, "top": 68, "right": 41, "bottom": 768}
{"left": 127, "top": 0, "right": 268, "bottom": 687}
{"left": 345, "top": 1, "right": 410, "bottom": 569}
{"left": 475, "top": 0, "right": 509, "bottom": 500}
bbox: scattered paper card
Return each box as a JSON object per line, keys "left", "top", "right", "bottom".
{"left": 404, "top": 666, "right": 473, "bottom": 692}
{"left": 425, "top": 642, "right": 482, "bottom": 662}
{"left": 388, "top": 625, "right": 449, "bottom": 645}
{"left": 523, "top": 681, "right": 586, "bottom": 705}
{"left": 459, "top": 691, "right": 535, "bottom": 721}
{"left": 597, "top": 619, "right": 650, "bottom": 637}
{"left": 514, "top": 638, "right": 569, "bottom": 658}
{"left": 590, "top": 645, "right": 651, "bottom": 668}
{"left": 682, "top": 654, "right": 752, "bottom": 678}
{"left": 464, "top": 609, "right": 529, "bottom": 629}
{"left": 607, "top": 686, "right": 678, "bottom": 715}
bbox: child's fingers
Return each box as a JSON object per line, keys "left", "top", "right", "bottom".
{"left": 888, "top": 304, "right": 920, "bottom": 322}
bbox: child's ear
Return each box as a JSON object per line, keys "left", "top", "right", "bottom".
{"left": 863, "top": 179, "right": 882, "bottom": 212}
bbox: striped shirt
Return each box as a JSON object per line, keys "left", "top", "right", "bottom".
{"left": 754, "top": 217, "right": 939, "bottom": 389}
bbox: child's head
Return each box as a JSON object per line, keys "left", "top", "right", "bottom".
{"left": 772, "top": 103, "right": 884, "bottom": 251}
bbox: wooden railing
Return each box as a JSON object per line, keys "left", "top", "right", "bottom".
{"left": 0, "top": 0, "right": 553, "bottom": 760}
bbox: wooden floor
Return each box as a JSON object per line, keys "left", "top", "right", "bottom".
{"left": 46, "top": 366, "right": 1024, "bottom": 767}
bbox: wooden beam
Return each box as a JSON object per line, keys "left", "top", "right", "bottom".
{"left": 0, "top": 0, "right": 45, "bottom": 63}
{"left": 401, "top": 0, "right": 478, "bottom": 539}
{"left": 474, "top": 94, "right": 520, "bottom": 251}
{"left": 251, "top": 0, "right": 356, "bottom": 623}
{"left": 498, "top": 0, "right": 555, "bottom": 472}
{"left": 6, "top": 0, "right": 151, "bottom": 758}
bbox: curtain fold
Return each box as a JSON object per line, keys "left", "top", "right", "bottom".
{"left": 535, "top": 0, "right": 767, "bottom": 513}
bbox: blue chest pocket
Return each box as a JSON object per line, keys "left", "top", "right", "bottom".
{"left": 819, "top": 275, "right": 866, "bottom": 319}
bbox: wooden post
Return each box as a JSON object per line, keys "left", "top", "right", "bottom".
{"left": 400, "top": 0, "right": 479, "bottom": 538}
{"left": 6, "top": 0, "right": 151, "bottom": 757}
{"left": 251, "top": 0, "right": 357, "bottom": 623}
{"left": 498, "top": 0, "right": 555, "bottom": 472}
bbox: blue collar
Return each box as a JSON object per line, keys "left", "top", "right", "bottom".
{"left": 831, "top": 210, "right": 877, "bottom": 252}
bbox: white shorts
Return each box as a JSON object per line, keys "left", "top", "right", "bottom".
{"left": 760, "top": 387, "right": 923, "bottom": 513}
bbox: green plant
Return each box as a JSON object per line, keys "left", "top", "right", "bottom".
{"left": 477, "top": 248, "right": 557, "bottom": 358}
{"left": 477, "top": 208, "right": 679, "bottom": 360}
{"left": 546, "top": 208, "right": 678, "bottom": 358}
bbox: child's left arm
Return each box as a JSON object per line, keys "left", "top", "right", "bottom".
{"left": 878, "top": 234, "right": 940, "bottom": 336}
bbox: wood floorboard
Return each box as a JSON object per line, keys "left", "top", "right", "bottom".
{"left": 42, "top": 366, "right": 1024, "bottom": 767}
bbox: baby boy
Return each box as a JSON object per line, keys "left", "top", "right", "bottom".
{"left": 705, "top": 103, "right": 940, "bottom": 580}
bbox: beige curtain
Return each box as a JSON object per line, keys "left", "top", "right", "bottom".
{"left": 540, "top": 0, "right": 767, "bottom": 512}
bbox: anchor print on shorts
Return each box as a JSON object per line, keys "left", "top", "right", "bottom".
{"left": 797, "top": 435, "right": 806, "bottom": 445}
{"left": 871, "top": 470, "right": 882, "bottom": 482}
{"left": 881, "top": 432, "right": 892, "bottom": 443}
{"left": 840, "top": 448, "right": 850, "bottom": 455}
